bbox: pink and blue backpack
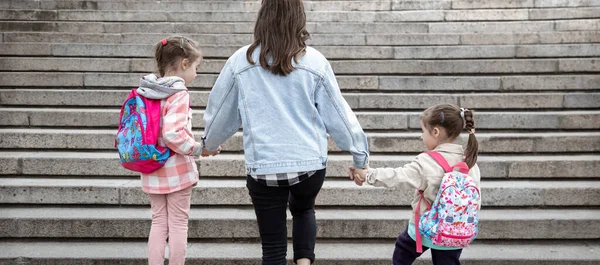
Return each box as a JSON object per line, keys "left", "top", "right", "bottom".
{"left": 415, "top": 151, "right": 480, "bottom": 253}
{"left": 114, "top": 89, "right": 171, "bottom": 174}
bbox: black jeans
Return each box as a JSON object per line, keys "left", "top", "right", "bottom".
{"left": 393, "top": 228, "right": 463, "bottom": 265}
{"left": 246, "top": 169, "right": 326, "bottom": 265}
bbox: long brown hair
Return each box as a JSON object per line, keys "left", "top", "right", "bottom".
{"left": 246, "top": 0, "right": 310, "bottom": 76}
{"left": 422, "top": 104, "right": 479, "bottom": 169}
{"left": 154, "top": 36, "right": 202, "bottom": 77}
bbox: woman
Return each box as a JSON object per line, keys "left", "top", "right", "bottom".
{"left": 202, "top": 0, "right": 369, "bottom": 264}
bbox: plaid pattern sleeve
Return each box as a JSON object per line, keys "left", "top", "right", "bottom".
{"left": 162, "top": 91, "right": 202, "bottom": 157}
{"left": 251, "top": 171, "right": 317, "bottom": 187}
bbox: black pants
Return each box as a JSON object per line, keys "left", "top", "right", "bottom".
{"left": 393, "top": 228, "right": 463, "bottom": 265}
{"left": 246, "top": 169, "right": 326, "bottom": 265}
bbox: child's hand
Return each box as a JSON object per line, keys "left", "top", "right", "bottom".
{"left": 349, "top": 166, "right": 368, "bottom": 186}
{"left": 201, "top": 146, "right": 221, "bottom": 157}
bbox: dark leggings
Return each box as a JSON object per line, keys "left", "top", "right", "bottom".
{"left": 246, "top": 169, "right": 326, "bottom": 265}
{"left": 393, "top": 228, "right": 463, "bottom": 265}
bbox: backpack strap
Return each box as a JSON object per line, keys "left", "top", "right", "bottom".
{"left": 427, "top": 151, "right": 471, "bottom": 174}
{"left": 425, "top": 151, "right": 453, "bottom": 173}
{"left": 115, "top": 89, "right": 138, "bottom": 148}
{"left": 415, "top": 190, "right": 431, "bottom": 253}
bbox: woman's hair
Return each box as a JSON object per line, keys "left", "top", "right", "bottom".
{"left": 154, "top": 36, "right": 202, "bottom": 77}
{"left": 421, "top": 104, "right": 479, "bottom": 168}
{"left": 246, "top": 0, "right": 310, "bottom": 76}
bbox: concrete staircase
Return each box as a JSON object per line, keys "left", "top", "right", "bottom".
{"left": 1, "top": 0, "right": 599, "bottom": 264}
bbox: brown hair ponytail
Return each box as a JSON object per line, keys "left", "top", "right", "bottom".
{"left": 462, "top": 109, "right": 479, "bottom": 169}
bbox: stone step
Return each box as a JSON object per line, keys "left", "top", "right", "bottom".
{"left": 2, "top": 8, "right": 599, "bottom": 22}
{"left": 460, "top": 0, "right": 600, "bottom": 9}
{"left": 5, "top": 0, "right": 599, "bottom": 11}
{"left": 2, "top": 207, "right": 598, "bottom": 240}
{"left": 3, "top": 20, "right": 598, "bottom": 34}
{"left": 2, "top": 57, "right": 598, "bottom": 74}
{"left": 1, "top": 152, "right": 598, "bottom": 179}
{"left": 3, "top": 30, "right": 600, "bottom": 46}
{"left": 3, "top": 43, "right": 600, "bottom": 59}
{"left": 3, "top": 129, "right": 599, "bottom": 154}
{"left": 2, "top": 89, "right": 598, "bottom": 110}
{"left": 2, "top": 72, "right": 598, "bottom": 92}
{"left": 2, "top": 108, "right": 598, "bottom": 130}
{"left": 557, "top": 19, "right": 600, "bottom": 31}
{"left": 327, "top": 58, "right": 599, "bottom": 75}
{"left": 1, "top": 241, "right": 598, "bottom": 265}
{"left": 1, "top": 178, "right": 599, "bottom": 206}
{"left": 433, "top": 19, "right": 600, "bottom": 33}
{"left": 2, "top": 0, "right": 448, "bottom": 12}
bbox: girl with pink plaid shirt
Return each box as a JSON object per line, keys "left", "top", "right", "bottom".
{"left": 136, "top": 36, "right": 220, "bottom": 265}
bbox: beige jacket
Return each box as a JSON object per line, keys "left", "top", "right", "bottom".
{"left": 366, "top": 143, "right": 481, "bottom": 221}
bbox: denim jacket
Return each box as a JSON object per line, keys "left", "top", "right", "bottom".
{"left": 203, "top": 45, "right": 369, "bottom": 175}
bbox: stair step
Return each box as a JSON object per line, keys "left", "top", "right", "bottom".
{"left": 5, "top": 0, "right": 599, "bottom": 11}
{"left": 3, "top": 30, "right": 599, "bottom": 46}
{"left": 2, "top": 129, "right": 599, "bottom": 154}
{"left": 2, "top": 207, "right": 598, "bottom": 239}
{"left": 1, "top": 20, "right": 597, "bottom": 35}
{"left": 2, "top": 57, "right": 598, "bottom": 74}
{"left": 1, "top": 178, "right": 599, "bottom": 206}
{"left": 430, "top": 19, "right": 599, "bottom": 33}
{"left": 1, "top": 151, "right": 598, "bottom": 179}
{"left": 1, "top": 241, "right": 598, "bottom": 265}
{"left": 3, "top": 0, "right": 449, "bottom": 12}
{"left": 3, "top": 8, "right": 599, "bottom": 22}
{"left": 3, "top": 43, "right": 600, "bottom": 59}
{"left": 2, "top": 108, "right": 598, "bottom": 130}
{"left": 2, "top": 89, "right": 598, "bottom": 110}
{"left": 1, "top": 72, "right": 598, "bottom": 92}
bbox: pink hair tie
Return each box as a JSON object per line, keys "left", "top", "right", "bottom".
{"left": 160, "top": 39, "right": 167, "bottom": 46}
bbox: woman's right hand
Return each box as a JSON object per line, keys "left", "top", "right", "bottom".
{"left": 201, "top": 146, "right": 222, "bottom": 157}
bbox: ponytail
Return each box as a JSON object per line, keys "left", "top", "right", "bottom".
{"left": 462, "top": 109, "right": 478, "bottom": 168}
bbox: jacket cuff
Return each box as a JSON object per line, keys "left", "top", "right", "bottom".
{"left": 353, "top": 155, "right": 369, "bottom": 169}
{"left": 190, "top": 142, "right": 203, "bottom": 157}
{"left": 365, "top": 168, "right": 376, "bottom": 185}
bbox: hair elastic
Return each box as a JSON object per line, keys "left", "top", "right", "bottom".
{"left": 460, "top": 108, "right": 468, "bottom": 129}
{"left": 440, "top": 112, "right": 445, "bottom": 124}
{"left": 160, "top": 39, "right": 168, "bottom": 46}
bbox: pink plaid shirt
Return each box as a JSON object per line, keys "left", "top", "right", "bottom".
{"left": 141, "top": 91, "right": 201, "bottom": 194}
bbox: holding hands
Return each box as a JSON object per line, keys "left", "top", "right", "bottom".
{"left": 349, "top": 166, "right": 369, "bottom": 186}
{"left": 201, "top": 146, "right": 222, "bottom": 157}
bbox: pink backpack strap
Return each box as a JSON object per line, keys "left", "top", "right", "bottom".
{"left": 414, "top": 190, "right": 431, "bottom": 253}
{"left": 426, "top": 151, "right": 470, "bottom": 175}
{"left": 425, "top": 151, "right": 452, "bottom": 173}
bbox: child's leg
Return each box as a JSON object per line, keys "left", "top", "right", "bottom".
{"left": 166, "top": 186, "right": 194, "bottom": 265}
{"left": 430, "top": 249, "right": 462, "bottom": 265}
{"left": 392, "top": 228, "right": 428, "bottom": 265}
{"left": 148, "top": 193, "right": 169, "bottom": 265}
